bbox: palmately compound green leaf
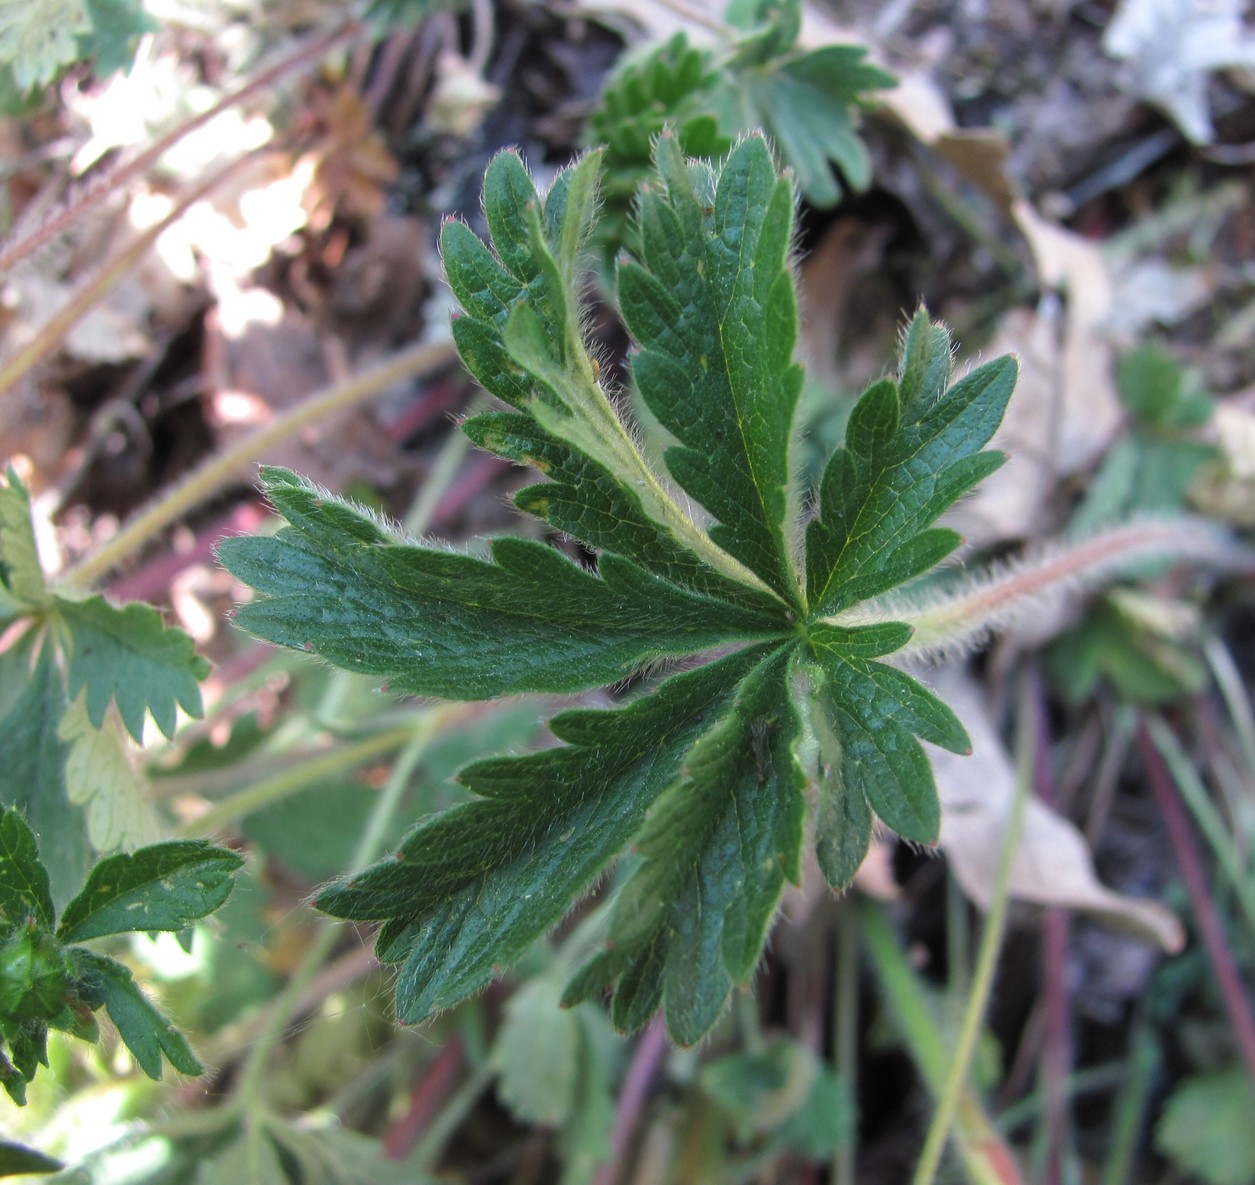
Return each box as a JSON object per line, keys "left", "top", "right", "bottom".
{"left": 563, "top": 647, "right": 805, "bottom": 1043}
{"left": 806, "top": 312, "right": 1017, "bottom": 617}
{"left": 316, "top": 647, "right": 777, "bottom": 1024}
{"left": 53, "top": 594, "right": 210, "bottom": 742}
{"left": 57, "top": 841, "right": 243, "bottom": 944}
{"left": 621, "top": 133, "right": 803, "bottom": 604}
{"left": 0, "top": 807, "right": 54, "bottom": 931}
{"left": 73, "top": 949, "right": 202, "bottom": 1079}
{"left": 219, "top": 468, "right": 784, "bottom": 700}
{"left": 224, "top": 141, "right": 1018, "bottom": 1043}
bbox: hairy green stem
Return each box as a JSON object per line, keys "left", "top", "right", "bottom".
{"left": 911, "top": 675, "right": 1032, "bottom": 1185}
{"left": 176, "top": 724, "right": 417, "bottom": 839}
{"left": 825, "top": 519, "right": 1248, "bottom": 660}
{"left": 62, "top": 337, "right": 456, "bottom": 588}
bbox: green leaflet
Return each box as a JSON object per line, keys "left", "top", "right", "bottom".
{"left": 0, "top": 640, "right": 90, "bottom": 909}
{"left": 562, "top": 647, "right": 804, "bottom": 1043}
{"left": 74, "top": 950, "right": 202, "bottom": 1078}
{"left": 0, "top": 807, "right": 54, "bottom": 930}
{"left": 57, "top": 841, "right": 244, "bottom": 943}
{"left": 807, "top": 623, "right": 968, "bottom": 845}
{"left": 54, "top": 594, "right": 210, "bottom": 742}
{"left": 315, "top": 647, "right": 774, "bottom": 1023}
{"left": 0, "top": 469, "right": 48, "bottom": 620}
{"left": 219, "top": 470, "right": 786, "bottom": 700}
{"left": 224, "top": 141, "right": 1018, "bottom": 1042}
{"left": 0, "top": 804, "right": 240, "bottom": 1103}
{"left": 462, "top": 411, "right": 780, "bottom": 612}
{"left": 806, "top": 313, "right": 1017, "bottom": 616}
{"left": 621, "top": 133, "right": 803, "bottom": 603}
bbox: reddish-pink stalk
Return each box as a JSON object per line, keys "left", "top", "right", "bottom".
{"left": 1137, "top": 722, "right": 1255, "bottom": 1089}
{"left": 1031, "top": 673, "right": 1071, "bottom": 1185}
{"left": 593, "top": 1015, "right": 669, "bottom": 1185}
{"left": 0, "top": 20, "right": 360, "bottom": 276}
{"left": 384, "top": 1036, "right": 465, "bottom": 1160}
{"left": 106, "top": 501, "right": 265, "bottom": 602}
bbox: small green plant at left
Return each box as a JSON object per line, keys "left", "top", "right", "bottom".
{"left": 0, "top": 805, "right": 242, "bottom": 1104}
{"left": 0, "top": 467, "right": 244, "bottom": 1106}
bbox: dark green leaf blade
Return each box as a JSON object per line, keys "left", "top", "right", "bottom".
{"left": 563, "top": 647, "right": 805, "bottom": 1043}
{"left": 806, "top": 311, "right": 1017, "bottom": 616}
{"left": 0, "top": 807, "right": 53, "bottom": 930}
{"left": 315, "top": 647, "right": 773, "bottom": 1024}
{"left": 219, "top": 469, "right": 786, "bottom": 700}
{"left": 57, "top": 841, "right": 244, "bottom": 943}
{"left": 54, "top": 595, "right": 210, "bottom": 742}
{"left": 73, "top": 950, "right": 202, "bottom": 1079}
{"left": 463, "top": 411, "right": 782, "bottom": 612}
{"left": 0, "top": 1139, "right": 62, "bottom": 1176}
{"left": 622, "top": 133, "right": 803, "bottom": 603}
{"left": 808, "top": 623, "right": 969, "bottom": 846}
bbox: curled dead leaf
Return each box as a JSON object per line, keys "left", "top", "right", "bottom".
{"left": 927, "top": 669, "right": 1185, "bottom": 953}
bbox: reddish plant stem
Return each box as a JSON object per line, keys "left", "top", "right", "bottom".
{"left": 1031, "top": 673, "right": 1071, "bottom": 1185}
{"left": 384, "top": 1035, "right": 465, "bottom": 1160}
{"left": 594, "top": 1015, "right": 669, "bottom": 1185}
{"left": 0, "top": 20, "right": 360, "bottom": 276}
{"left": 1137, "top": 721, "right": 1255, "bottom": 1089}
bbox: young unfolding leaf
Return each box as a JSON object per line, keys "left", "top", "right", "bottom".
{"left": 223, "top": 139, "right": 1018, "bottom": 1042}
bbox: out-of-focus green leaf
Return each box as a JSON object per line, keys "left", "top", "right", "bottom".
{"left": 1156, "top": 1066, "right": 1255, "bottom": 1185}
{"left": 0, "top": 641, "right": 89, "bottom": 909}
{"left": 55, "top": 595, "right": 209, "bottom": 742}
{"left": 0, "top": 1139, "right": 62, "bottom": 1175}
{"left": 0, "top": 807, "right": 54, "bottom": 930}
{"left": 58, "top": 692, "right": 160, "bottom": 853}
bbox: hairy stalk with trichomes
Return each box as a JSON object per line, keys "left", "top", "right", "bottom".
{"left": 219, "top": 133, "right": 1235, "bottom": 1043}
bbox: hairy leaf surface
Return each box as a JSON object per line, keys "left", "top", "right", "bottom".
{"left": 806, "top": 313, "right": 1017, "bottom": 616}
{"left": 220, "top": 470, "right": 785, "bottom": 700}
{"left": 563, "top": 647, "right": 804, "bottom": 1042}
{"left": 58, "top": 841, "right": 244, "bottom": 943}
{"left": 621, "top": 133, "right": 802, "bottom": 602}
{"left": 316, "top": 648, "right": 773, "bottom": 1023}
{"left": 224, "top": 142, "right": 1018, "bottom": 1042}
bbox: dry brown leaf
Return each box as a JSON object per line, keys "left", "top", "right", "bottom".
{"left": 927, "top": 669, "right": 1185, "bottom": 953}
